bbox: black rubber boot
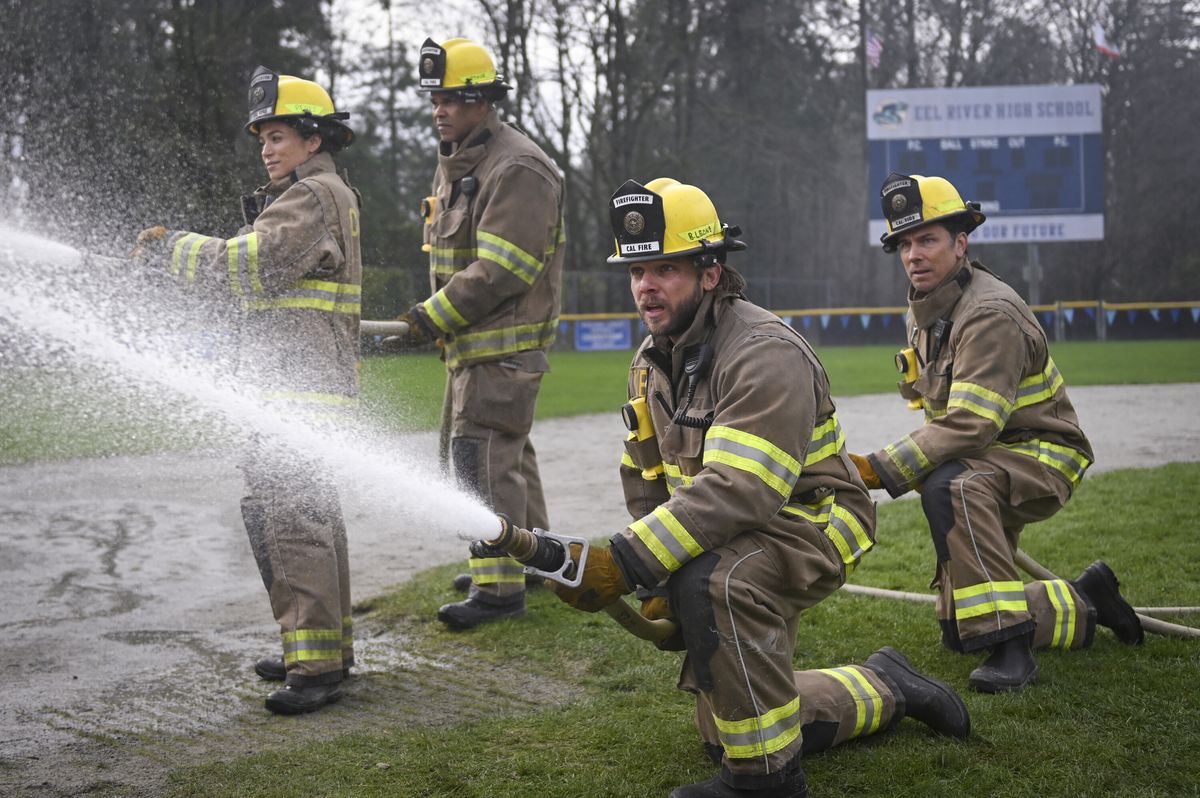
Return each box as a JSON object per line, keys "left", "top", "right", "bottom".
{"left": 703, "top": 742, "right": 724, "bottom": 766}
{"left": 437, "top": 595, "right": 526, "bottom": 630}
{"left": 264, "top": 682, "right": 343, "bottom": 715}
{"left": 254, "top": 655, "right": 351, "bottom": 681}
{"left": 968, "top": 632, "right": 1038, "bottom": 693}
{"left": 863, "top": 646, "right": 970, "bottom": 738}
{"left": 1072, "top": 560, "right": 1144, "bottom": 645}
{"left": 669, "top": 768, "right": 808, "bottom": 798}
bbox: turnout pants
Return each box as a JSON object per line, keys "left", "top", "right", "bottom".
{"left": 241, "top": 444, "right": 353, "bottom": 687}
{"left": 922, "top": 453, "right": 1095, "bottom": 653}
{"left": 670, "top": 529, "right": 901, "bottom": 790}
{"left": 445, "top": 354, "right": 550, "bottom": 604}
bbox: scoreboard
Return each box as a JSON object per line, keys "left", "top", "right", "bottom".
{"left": 866, "top": 85, "right": 1104, "bottom": 245}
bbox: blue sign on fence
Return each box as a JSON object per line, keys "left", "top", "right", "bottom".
{"left": 574, "top": 319, "right": 632, "bottom": 351}
{"left": 866, "top": 84, "right": 1104, "bottom": 244}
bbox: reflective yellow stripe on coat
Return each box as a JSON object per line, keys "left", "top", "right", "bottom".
{"left": 703, "top": 426, "right": 801, "bottom": 499}
{"left": 993, "top": 438, "right": 1090, "bottom": 487}
{"left": 243, "top": 279, "right": 361, "bottom": 314}
{"left": 781, "top": 494, "right": 873, "bottom": 572}
{"left": 476, "top": 230, "right": 545, "bottom": 285}
{"left": 630, "top": 506, "right": 704, "bottom": 573}
{"left": 171, "top": 232, "right": 215, "bottom": 282}
{"left": 881, "top": 434, "right": 933, "bottom": 485}
{"left": 443, "top": 319, "right": 558, "bottom": 367}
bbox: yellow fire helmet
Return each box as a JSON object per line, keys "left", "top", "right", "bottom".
{"left": 607, "top": 178, "right": 746, "bottom": 265}
{"left": 417, "top": 37, "right": 512, "bottom": 100}
{"left": 879, "top": 172, "right": 985, "bottom": 252}
{"left": 245, "top": 65, "right": 354, "bottom": 150}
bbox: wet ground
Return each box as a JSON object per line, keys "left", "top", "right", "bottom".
{"left": 2, "top": 385, "right": 1198, "bottom": 796}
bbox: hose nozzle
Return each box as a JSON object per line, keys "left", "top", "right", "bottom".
{"left": 487, "top": 513, "right": 540, "bottom": 561}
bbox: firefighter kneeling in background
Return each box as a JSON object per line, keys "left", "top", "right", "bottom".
{"left": 546, "top": 179, "right": 971, "bottom": 798}
{"left": 133, "top": 67, "right": 361, "bottom": 714}
{"left": 850, "top": 172, "right": 1143, "bottom": 694}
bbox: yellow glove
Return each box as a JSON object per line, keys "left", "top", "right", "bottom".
{"left": 379, "top": 307, "right": 438, "bottom": 351}
{"left": 130, "top": 226, "right": 169, "bottom": 260}
{"left": 849, "top": 453, "right": 882, "bottom": 490}
{"left": 639, "top": 595, "right": 672, "bottom": 621}
{"left": 640, "top": 594, "right": 685, "bottom": 651}
{"left": 546, "top": 545, "right": 631, "bottom": 613}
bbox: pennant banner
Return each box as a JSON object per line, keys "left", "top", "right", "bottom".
{"left": 860, "top": 314, "right": 872, "bottom": 330}
{"left": 820, "top": 314, "right": 831, "bottom": 330}
{"left": 1106, "top": 309, "right": 1118, "bottom": 326}
{"left": 1149, "top": 308, "right": 1160, "bottom": 322}
{"left": 1063, "top": 308, "right": 1075, "bottom": 325}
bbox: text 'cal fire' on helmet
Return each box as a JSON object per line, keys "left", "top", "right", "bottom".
{"left": 606, "top": 178, "right": 746, "bottom": 266}
{"left": 878, "top": 172, "right": 985, "bottom": 252}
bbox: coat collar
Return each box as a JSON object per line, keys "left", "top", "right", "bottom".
{"left": 258, "top": 151, "right": 336, "bottom": 197}
{"left": 438, "top": 109, "right": 501, "bottom": 181}
{"left": 910, "top": 257, "right": 971, "bottom": 329}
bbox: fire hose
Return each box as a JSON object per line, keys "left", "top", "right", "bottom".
{"left": 840, "top": 549, "right": 1199, "bottom": 639}
{"left": 361, "top": 319, "right": 410, "bottom": 337}
{"left": 485, "top": 516, "right": 679, "bottom": 644}
{"left": 486, "top": 516, "right": 1197, "bottom": 642}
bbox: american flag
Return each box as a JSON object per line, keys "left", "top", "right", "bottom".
{"left": 866, "top": 30, "right": 884, "bottom": 69}
{"left": 1093, "top": 23, "right": 1121, "bottom": 58}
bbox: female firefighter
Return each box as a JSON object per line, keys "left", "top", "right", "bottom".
{"left": 132, "top": 66, "right": 362, "bottom": 715}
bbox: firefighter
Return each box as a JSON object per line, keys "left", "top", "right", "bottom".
{"left": 546, "top": 179, "right": 971, "bottom": 798}
{"left": 849, "top": 173, "right": 1143, "bottom": 694}
{"left": 132, "top": 66, "right": 361, "bottom": 714}
{"left": 392, "top": 37, "right": 565, "bottom": 630}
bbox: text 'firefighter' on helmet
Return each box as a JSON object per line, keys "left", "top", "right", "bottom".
{"left": 416, "top": 37, "right": 512, "bottom": 100}
{"left": 878, "top": 172, "right": 985, "bottom": 253}
{"left": 244, "top": 66, "right": 354, "bottom": 150}
{"left": 606, "top": 178, "right": 746, "bottom": 265}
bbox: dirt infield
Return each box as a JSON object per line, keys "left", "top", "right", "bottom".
{"left": 1, "top": 384, "right": 1197, "bottom": 796}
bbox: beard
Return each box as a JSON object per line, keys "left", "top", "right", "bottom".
{"left": 641, "top": 280, "right": 704, "bottom": 339}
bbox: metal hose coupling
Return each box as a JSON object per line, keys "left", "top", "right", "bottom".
{"left": 487, "top": 513, "right": 540, "bottom": 562}
{"left": 486, "top": 514, "right": 588, "bottom": 588}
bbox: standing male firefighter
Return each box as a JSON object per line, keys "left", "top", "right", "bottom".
{"left": 133, "top": 67, "right": 361, "bottom": 714}
{"left": 392, "top": 37, "right": 565, "bottom": 630}
{"left": 849, "top": 172, "right": 1143, "bottom": 694}
{"left": 547, "top": 178, "right": 971, "bottom": 798}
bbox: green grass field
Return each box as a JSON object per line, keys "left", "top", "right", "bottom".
{"left": 4, "top": 340, "right": 1199, "bottom": 464}
{"left": 5, "top": 340, "right": 1198, "bottom": 795}
{"left": 164, "top": 463, "right": 1200, "bottom": 798}
{"left": 361, "top": 338, "right": 1200, "bottom": 433}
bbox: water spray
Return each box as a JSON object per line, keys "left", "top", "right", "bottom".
{"left": 0, "top": 224, "right": 499, "bottom": 546}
